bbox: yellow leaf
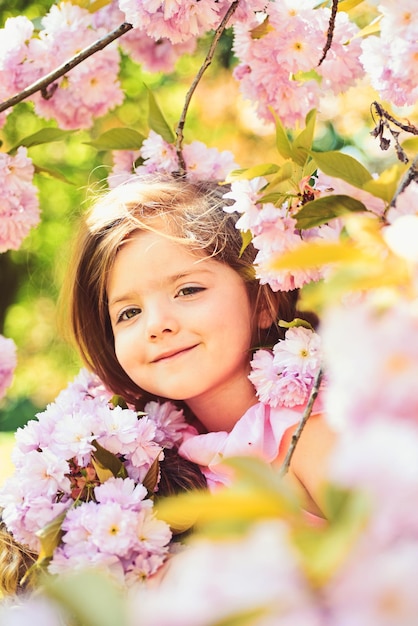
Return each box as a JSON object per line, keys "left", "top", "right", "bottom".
{"left": 270, "top": 241, "right": 361, "bottom": 271}
{"left": 353, "top": 15, "right": 382, "bottom": 39}
{"left": 338, "top": 0, "right": 364, "bottom": 12}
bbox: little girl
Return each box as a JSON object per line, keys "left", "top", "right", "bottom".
{"left": 67, "top": 175, "right": 334, "bottom": 517}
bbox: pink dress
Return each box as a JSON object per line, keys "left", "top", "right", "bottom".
{"left": 178, "top": 401, "right": 320, "bottom": 491}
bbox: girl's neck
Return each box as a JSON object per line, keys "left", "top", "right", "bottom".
{"left": 185, "top": 378, "right": 259, "bottom": 433}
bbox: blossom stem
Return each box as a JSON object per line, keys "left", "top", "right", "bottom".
{"left": 174, "top": 1, "right": 240, "bottom": 175}
{"left": 317, "top": 0, "right": 338, "bottom": 66}
{"left": 279, "top": 368, "right": 323, "bottom": 477}
{"left": 0, "top": 22, "right": 133, "bottom": 114}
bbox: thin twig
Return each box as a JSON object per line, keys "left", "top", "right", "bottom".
{"left": 318, "top": 0, "right": 338, "bottom": 66}
{"left": 0, "top": 22, "right": 133, "bottom": 114}
{"left": 174, "top": 1, "right": 240, "bottom": 174}
{"left": 390, "top": 155, "right": 418, "bottom": 208}
{"left": 279, "top": 368, "right": 323, "bottom": 477}
{"left": 370, "top": 101, "right": 418, "bottom": 164}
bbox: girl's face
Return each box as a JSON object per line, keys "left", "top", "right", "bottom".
{"left": 107, "top": 230, "right": 257, "bottom": 430}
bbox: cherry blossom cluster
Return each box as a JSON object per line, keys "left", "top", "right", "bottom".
{"left": 360, "top": 0, "right": 418, "bottom": 107}
{"left": 222, "top": 176, "right": 342, "bottom": 292}
{"left": 0, "top": 3, "right": 123, "bottom": 131}
{"left": 0, "top": 369, "right": 196, "bottom": 586}
{"left": 232, "top": 1, "right": 364, "bottom": 127}
{"left": 109, "top": 130, "right": 238, "bottom": 186}
{"left": 0, "top": 335, "right": 17, "bottom": 401}
{"left": 0, "top": 147, "right": 40, "bottom": 253}
{"left": 249, "top": 326, "right": 322, "bottom": 408}
{"left": 118, "top": 0, "right": 267, "bottom": 46}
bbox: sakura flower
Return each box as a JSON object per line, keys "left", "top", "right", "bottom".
{"left": 130, "top": 520, "right": 320, "bottom": 626}
{"left": 386, "top": 181, "right": 418, "bottom": 223}
{"left": 182, "top": 141, "right": 238, "bottom": 182}
{"left": 322, "top": 297, "right": 418, "bottom": 429}
{"left": 0, "top": 335, "right": 17, "bottom": 400}
{"left": 137, "top": 130, "right": 178, "bottom": 175}
{"left": 252, "top": 204, "right": 321, "bottom": 291}
{"left": 25, "top": 3, "right": 123, "bottom": 129}
{"left": 118, "top": 0, "right": 224, "bottom": 45}
{"left": 222, "top": 177, "right": 267, "bottom": 233}
{"left": 315, "top": 171, "right": 385, "bottom": 217}
{"left": 135, "top": 509, "right": 173, "bottom": 554}
{"left": 95, "top": 477, "right": 149, "bottom": 510}
{"left": 0, "top": 16, "right": 33, "bottom": 128}
{"left": 249, "top": 328, "right": 322, "bottom": 408}
{"left": 232, "top": 1, "right": 363, "bottom": 126}
{"left": 144, "top": 400, "right": 197, "bottom": 448}
{"left": 273, "top": 327, "right": 321, "bottom": 377}
{"left": 89, "top": 502, "right": 139, "bottom": 557}
{"left": 18, "top": 449, "right": 71, "bottom": 498}
{"left": 0, "top": 148, "right": 40, "bottom": 253}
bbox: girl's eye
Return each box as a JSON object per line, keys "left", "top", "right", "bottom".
{"left": 176, "top": 286, "right": 205, "bottom": 297}
{"left": 118, "top": 307, "right": 142, "bottom": 322}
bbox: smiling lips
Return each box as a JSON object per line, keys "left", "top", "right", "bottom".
{"left": 152, "top": 345, "right": 198, "bottom": 363}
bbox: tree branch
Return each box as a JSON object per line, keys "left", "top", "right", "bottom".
{"left": 0, "top": 22, "right": 133, "bottom": 115}
{"left": 371, "top": 101, "right": 418, "bottom": 164}
{"left": 390, "top": 155, "right": 418, "bottom": 207}
{"left": 279, "top": 368, "right": 323, "bottom": 477}
{"left": 318, "top": 0, "right": 338, "bottom": 66}
{"left": 174, "top": 1, "right": 240, "bottom": 175}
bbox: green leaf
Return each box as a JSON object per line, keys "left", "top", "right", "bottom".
{"left": 92, "top": 440, "right": 128, "bottom": 481}
{"left": 294, "top": 195, "right": 367, "bottom": 229}
{"left": 263, "top": 160, "right": 294, "bottom": 189}
{"left": 142, "top": 454, "right": 161, "bottom": 495}
{"left": 362, "top": 164, "right": 403, "bottom": 203}
{"left": 35, "top": 509, "right": 68, "bottom": 561}
{"left": 278, "top": 317, "right": 314, "bottom": 331}
{"left": 271, "top": 109, "right": 293, "bottom": 160}
{"left": 239, "top": 230, "right": 253, "bottom": 257}
{"left": 227, "top": 163, "right": 279, "bottom": 181}
{"left": 85, "top": 128, "right": 145, "bottom": 151}
{"left": 110, "top": 394, "right": 129, "bottom": 409}
{"left": 45, "top": 569, "right": 129, "bottom": 626}
{"left": 292, "top": 109, "right": 316, "bottom": 166}
{"left": 10, "top": 128, "right": 74, "bottom": 153}
{"left": 310, "top": 150, "right": 373, "bottom": 188}
{"left": 147, "top": 87, "right": 175, "bottom": 144}
{"left": 33, "top": 164, "right": 75, "bottom": 185}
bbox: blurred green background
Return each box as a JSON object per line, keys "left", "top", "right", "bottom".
{"left": 0, "top": 0, "right": 407, "bottom": 452}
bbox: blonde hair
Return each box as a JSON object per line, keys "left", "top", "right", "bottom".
{"left": 0, "top": 522, "right": 36, "bottom": 595}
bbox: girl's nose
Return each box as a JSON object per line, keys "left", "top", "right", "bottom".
{"left": 145, "top": 303, "right": 179, "bottom": 340}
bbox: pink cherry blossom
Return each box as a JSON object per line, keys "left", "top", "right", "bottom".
{"left": 222, "top": 177, "right": 267, "bottom": 233}
{"left": 322, "top": 297, "right": 418, "bottom": 429}
{"left": 0, "top": 335, "right": 17, "bottom": 400}
{"left": 0, "top": 147, "right": 40, "bottom": 253}
{"left": 95, "top": 477, "right": 149, "bottom": 509}
{"left": 273, "top": 327, "right": 322, "bottom": 377}
{"left": 118, "top": 0, "right": 225, "bottom": 45}
{"left": 232, "top": 2, "right": 363, "bottom": 126}
{"left": 144, "top": 400, "right": 198, "bottom": 448}
{"left": 130, "top": 520, "right": 320, "bottom": 626}
{"left": 0, "top": 16, "right": 33, "bottom": 128}
{"left": 386, "top": 181, "right": 418, "bottom": 223}
{"left": 249, "top": 328, "right": 322, "bottom": 408}
{"left": 22, "top": 3, "right": 123, "bottom": 130}
{"left": 360, "top": 1, "right": 418, "bottom": 107}
{"left": 315, "top": 171, "right": 386, "bottom": 217}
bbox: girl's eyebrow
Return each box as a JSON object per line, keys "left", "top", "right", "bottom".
{"left": 108, "top": 268, "right": 213, "bottom": 307}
